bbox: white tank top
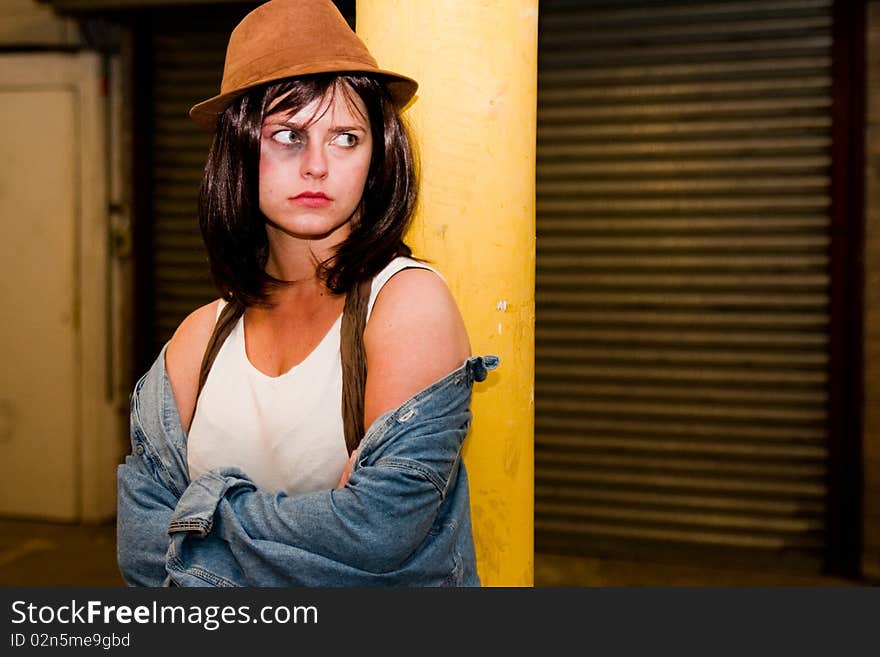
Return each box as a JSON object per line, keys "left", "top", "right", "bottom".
{"left": 186, "top": 257, "right": 438, "bottom": 495}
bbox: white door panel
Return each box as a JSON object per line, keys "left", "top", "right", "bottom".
{"left": 0, "top": 88, "right": 79, "bottom": 519}
{"left": 0, "top": 53, "right": 121, "bottom": 521}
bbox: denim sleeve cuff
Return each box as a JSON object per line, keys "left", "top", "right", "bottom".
{"left": 167, "top": 468, "right": 249, "bottom": 537}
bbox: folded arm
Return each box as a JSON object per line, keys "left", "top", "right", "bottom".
{"left": 166, "top": 389, "right": 472, "bottom": 583}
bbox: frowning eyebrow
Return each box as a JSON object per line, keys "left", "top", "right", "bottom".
{"left": 267, "top": 120, "right": 367, "bottom": 133}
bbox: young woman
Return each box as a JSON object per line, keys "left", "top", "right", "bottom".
{"left": 117, "top": 0, "right": 495, "bottom": 586}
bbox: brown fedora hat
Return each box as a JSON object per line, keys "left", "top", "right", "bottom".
{"left": 189, "top": 0, "right": 418, "bottom": 129}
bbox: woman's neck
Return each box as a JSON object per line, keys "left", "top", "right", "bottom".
{"left": 262, "top": 237, "right": 342, "bottom": 311}
{"left": 263, "top": 220, "right": 351, "bottom": 283}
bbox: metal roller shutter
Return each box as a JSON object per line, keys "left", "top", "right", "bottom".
{"left": 149, "top": 11, "right": 233, "bottom": 355}
{"left": 535, "top": 0, "right": 833, "bottom": 569}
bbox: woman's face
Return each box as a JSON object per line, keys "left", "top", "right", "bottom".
{"left": 258, "top": 87, "right": 373, "bottom": 245}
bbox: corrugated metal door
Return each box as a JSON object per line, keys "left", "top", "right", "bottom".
{"left": 536, "top": 0, "right": 833, "bottom": 569}
{"left": 148, "top": 10, "right": 234, "bottom": 356}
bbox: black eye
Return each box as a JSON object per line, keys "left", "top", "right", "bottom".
{"left": 271, "top": 129, "right": 303, "bottom": 146}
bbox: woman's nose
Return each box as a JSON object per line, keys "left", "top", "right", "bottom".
{"left": 300, "top": 140, "right": 328, "bottom": 179}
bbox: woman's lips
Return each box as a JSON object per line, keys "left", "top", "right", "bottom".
{"left": 291, "top": 192, "right": 331, "bottom": 207}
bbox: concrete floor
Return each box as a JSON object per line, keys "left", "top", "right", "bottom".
{"left": 534, "top": 552, "right": 859, "bottom": 586}
{"left": 0, "top": 518, "right": 123, "bottom": 586}
{"left": 0, "top": 517, "right": 863, "bottom": 587}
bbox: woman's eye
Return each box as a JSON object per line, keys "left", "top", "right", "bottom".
{"left": 332, "top": 133, "right": 359, "bottom": 148}
{"left": 270, "top": 130, "right": 302, "bottom": 146}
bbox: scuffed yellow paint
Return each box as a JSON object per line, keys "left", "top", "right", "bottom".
{"left": 358, "top": 0, "right": 537, "bottom": 586}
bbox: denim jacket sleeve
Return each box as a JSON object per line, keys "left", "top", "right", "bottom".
{"left": 117, "top": 345, "right": 192, "bottom": 587}
{"left": 116, "top": 451, "right": 176, "bottom": 586}
{"left": 117, "top": 342, "right": 497, "bottom": 587}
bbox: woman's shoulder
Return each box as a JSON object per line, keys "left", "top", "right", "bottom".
{"left": 167, "top": 298, "right": 223, "bottom": 363}
{"left": 367, "top": 257, "right": 454, "bottom": 331}
{"left": 367, "top": 256, "right": 440, "bottom": 316}
{"left": 165, "top": 298, "right": 224, "bottom": 432}
{"left": 362, "top": 261, "right": 471, "bottom": 427}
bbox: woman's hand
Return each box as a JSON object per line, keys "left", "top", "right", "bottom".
{"left": 336, "top": 449, "right": 358, "bottom": 488}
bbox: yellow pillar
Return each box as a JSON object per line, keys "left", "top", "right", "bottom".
{"left": 357, "top": 0, "right": 537, "bottom": 586}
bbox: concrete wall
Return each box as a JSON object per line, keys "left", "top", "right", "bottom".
{"left": 0, "top": 0, "right": 80, "bottom": 46}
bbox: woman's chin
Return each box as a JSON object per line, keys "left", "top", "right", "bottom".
{"left": 265, "top": 218, "right": 353, "bottom": 243}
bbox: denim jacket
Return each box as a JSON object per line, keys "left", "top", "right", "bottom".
{"left": 117, "top": 342, "right": 498, "bottom": 587}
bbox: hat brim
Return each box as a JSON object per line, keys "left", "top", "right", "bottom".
{"left": 189, "top": 69, "right": 418, "bottom": 130}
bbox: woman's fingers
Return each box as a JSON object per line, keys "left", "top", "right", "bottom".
{"left": 336, "top": 449, "right": 358, "bottom": 488}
